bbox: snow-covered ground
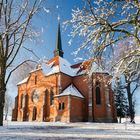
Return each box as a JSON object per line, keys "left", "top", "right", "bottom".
{"left": 1, "top": 118, "right": 140, "bottom": 140}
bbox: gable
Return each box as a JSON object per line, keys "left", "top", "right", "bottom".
{"left": 55, "top": 84, "right": 84, "bottom": 99}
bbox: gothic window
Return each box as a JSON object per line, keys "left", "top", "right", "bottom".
{"left": 50, "top": 88, "right": 54, "bottom": 105}
{"left": 20, "top": 94, "right": 23, "bottom": 108}
{"left": 44, "top": 89, "right": 48, "bottom": 105}
{"left": 21, "top": 94, "right": 25, "bottom": 108}
{"left": 35, "top": 75, "right": 37, "bottom": 85}
{"left": 96, "top": 81, "right": 101, "bottom": 105}
{"left": 32, "top": 106, "right": 37, "bottom": 121}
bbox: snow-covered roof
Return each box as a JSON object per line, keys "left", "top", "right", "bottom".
{"left": 55, "top": 85, "right": 84, "bottom": 98}
{"left": 71, "top": 60, "right": 92, "bottom": 76}
{"left": 42, "top": 56, "right": 76, "bottom": 76}
{"left": 41, "top": 56, "right": 108, "bottom": 77}
{"left": 17, "top": 77, "right": 29, "bottom": 85}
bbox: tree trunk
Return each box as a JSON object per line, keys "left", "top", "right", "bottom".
{"left": 4, "top": 107, "right": 8, "bottom": 120}
{"left": 4, "top": 111, "right": 8, "bottom": 120}
{"left": 119, "top": 117, "right": 121, "bottom": 123}
{"left": 0, "top": 63, "right": 6, "bottom": 126}
{"left": 0, "top": 87, "right": 6, "bottom": 126}
{"left": 126, "top": 83, "right": 134, "bottom": 123}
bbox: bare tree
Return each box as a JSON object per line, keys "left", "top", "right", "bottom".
{"left": 0, "top": 0, "right": 42, "bottom": 126}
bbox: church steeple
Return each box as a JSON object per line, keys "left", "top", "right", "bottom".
{"left": 54, "top": 22, "right": 64, "bottom": 58}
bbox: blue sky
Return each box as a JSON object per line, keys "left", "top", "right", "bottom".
{"left": 7, "top": 0, "right": 140, "bottom": 116}
{"left": 29, "top": 0, "right": 84, "bottom": 62}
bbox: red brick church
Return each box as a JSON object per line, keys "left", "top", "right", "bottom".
{"left": 12, "top": 23, "right": 117, "bottom": 122}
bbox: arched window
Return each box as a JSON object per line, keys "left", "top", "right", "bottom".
{"left": 44, "top": 89, "right": 48, "bottom": 105}
{"left": 21, "top": 94, "right": 25, "bottom": 108}
{"left": 50, "top": 88, "right": 54, "bottom": 105}
{"left": 96, "top": 81, "right": 101, "bottom": 105}
{"left": 32, "top": 106, "right": 37, "bottom": 121}
{"left": 35, "top": 75, "right": 37, "bottom": 85}
{"left": 20, "top": 94, "right": 23, "bottom": 108}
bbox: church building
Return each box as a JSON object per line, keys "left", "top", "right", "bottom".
{"left": 12, "top": 23, "right": 117, "bottom": 122}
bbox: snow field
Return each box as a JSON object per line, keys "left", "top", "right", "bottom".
{"left": 0, "top": 120, "right": 140, "bottom": 140}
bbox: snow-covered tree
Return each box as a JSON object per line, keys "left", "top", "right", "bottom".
{"left": 111, "top": 40, "right": 140, "bottom": 123}
{"left": 0, "top": 0, "right": 43, "bottom": 126}
{"left": 114, "top": 78, "right": 129, "bottom": 123}
{"left": 65, "top": 0, "right": 140, "bottom": 64}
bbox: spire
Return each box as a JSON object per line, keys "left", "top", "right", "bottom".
{"left": 54, "top": 21, "right": 64, "bottom": 58}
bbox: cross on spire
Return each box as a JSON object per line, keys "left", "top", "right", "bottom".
{"left": 57, "top": 15, "right": 60, "bottom": 21}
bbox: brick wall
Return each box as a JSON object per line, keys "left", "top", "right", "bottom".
{"left": 70, "top": 96, "right": 85, "bottom": 122}
{"left": 72, "top": 75, "right": 89, "bottom": 121}
{"left": 54, "top": 96, "right": 70, "bottom": 122}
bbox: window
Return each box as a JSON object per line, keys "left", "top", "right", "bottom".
{"left": 96, "top": 81, "right": 101, "bottom": 105}
{"left": 59, "top": 103, "right": 61, "bottom": 110}
{"left": 50, "top": 88, "right": 54, "bottom": 105}
{"left": 44, "top": 89, "right": 48, "bottom": 105}
{"left": 50, "top": 93, "right": 54, "bottom": 105}
{"left": 32, "top": 90, "right": 40, "bottom": 103}
{"left": 20, "top": 94, "right": 23, "bottom": 108}
{"left": 62, "top": 102, "right": 65, "bottom": 110}
{"left": 21, "top": 94, "right": 25, "bottom": 108}
{"left": 59, "top": 102, "right": 65, "bottom": 110}
{"left": 35, "top": 75, "right": 37, "bottom": 85}
{"left": 32, "top": 106, "right": 37, "bottom": 121}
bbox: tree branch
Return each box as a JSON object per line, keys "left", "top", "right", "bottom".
{"left": 6, "top": 59, "right": 38, "bottom": 84}
{"left": 22, "top": 46, "right": 40, "bottom": 60}
{"left": 132, "top": 84, "right": 139, "bottom": 96}
{"left": 6, "top": 0, "right": 39, "bottom": 68}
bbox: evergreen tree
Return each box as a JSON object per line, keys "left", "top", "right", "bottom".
{"left": 114, "top": 79, "right": 129, "bottom": 123}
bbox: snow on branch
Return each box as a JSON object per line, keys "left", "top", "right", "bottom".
{"left": 64, "top": 0, "right": 140, "bottom": 78}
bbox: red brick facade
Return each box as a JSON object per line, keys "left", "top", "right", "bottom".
{"left": 12, "top": 24, "right": 117, "bottom": 123}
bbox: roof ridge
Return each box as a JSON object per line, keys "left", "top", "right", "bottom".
{"left": 56, "top": 84, "right": 84, "bottom": 98}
